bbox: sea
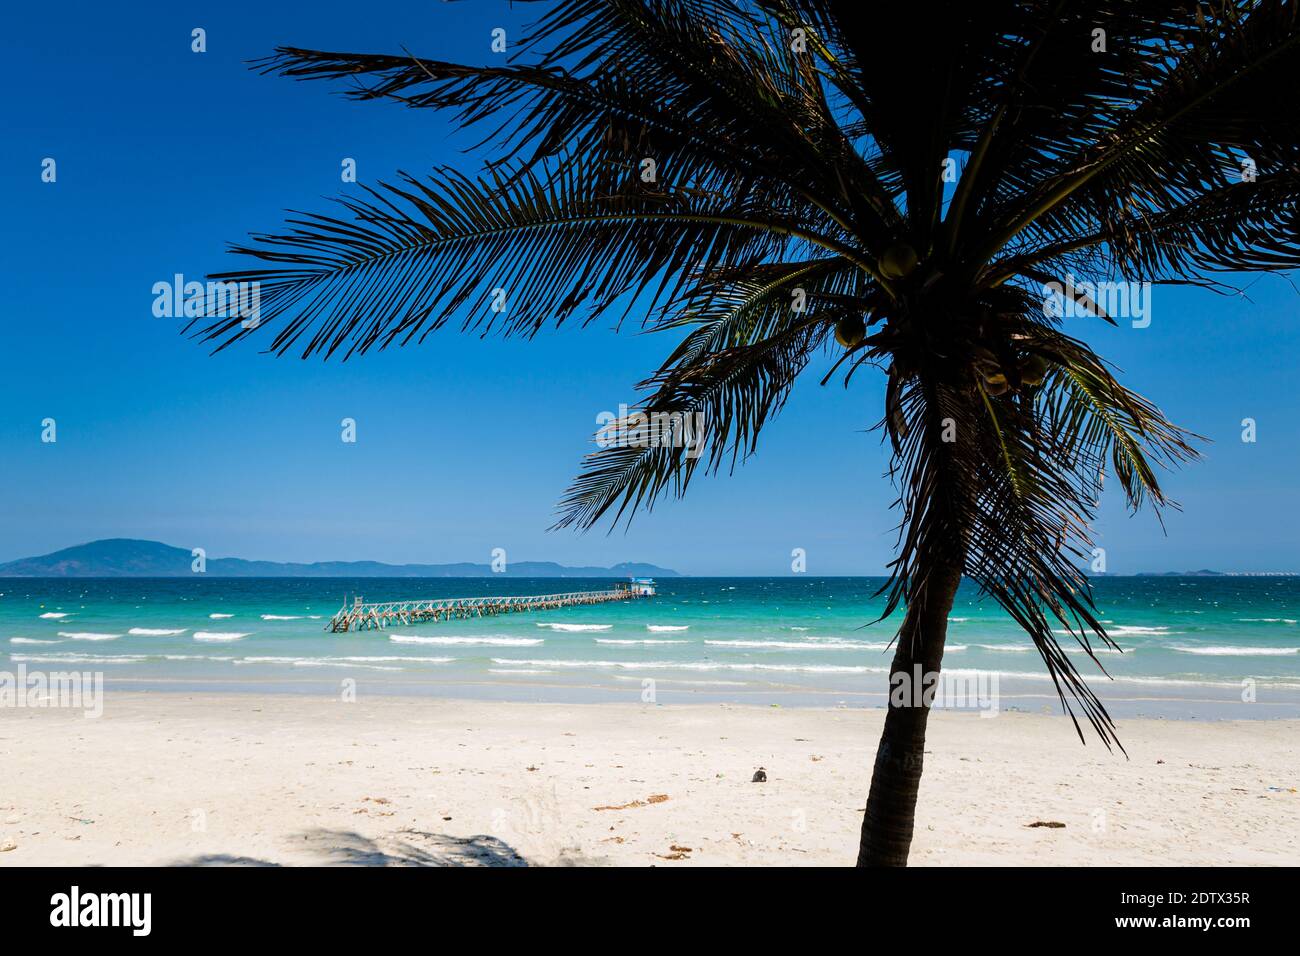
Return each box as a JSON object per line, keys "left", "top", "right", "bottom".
{"left": 4, "top": 576, "right": 1299, "bottom": 719}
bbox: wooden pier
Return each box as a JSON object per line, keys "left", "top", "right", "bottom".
{"left": 325, "top": 582, "right": 654, "bottom": 633}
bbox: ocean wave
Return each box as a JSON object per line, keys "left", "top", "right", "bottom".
{"left": 337, "top": 655, "right": 456, "bottom": 663}
{"left": 703, "top": 639, "right": 889, "bottom": 650}
{"left": 1236, "top": 618, "right": 1299, "bottom": 624}
{"left": 57, "top": 632, "right": 121, "bottom": 641}
{"left": 595, "top": 638, "right": 689, "bottom": 645}
{"left": 490, "top": 657, "right": 879, "bottom": 674}
{"left": 10, "top": 653, "right": 146, "bottom": 665}
{"left": 535, "top": 623, "right": 612, "bottom": 632}
{"left": 388, "top": 635, "right": 543, "bottom": 646}
{"left": 613, "top": 675, "right": 750, "bottom": 686}
{"left": 208, "top": 613, "right": 235, "bottom": 619}
{"left": 260, "top": 615, "right": 302, "bottom": 620}
{"left": 1107, "top": 626, "right": 1175, "bottom": 636}
{"left": 128, "top": 628, "right": 187, "bottom": 636}
{"left": 291, "top": 661, "right": 402, "bottom": 671}
{"left": 235, "top": 655, "right": 453, "bottom": 665}
{"left": 193, "top": 631, "right": 251, "bottom": 642}
{"left": 970, "top": 642, "right": 1123, "bottom": 655}
{"left": 488, "top": 668, "right": 553, "bottom": 675}
{"left": 38, "top": 612, "right": 69, "bottom": 619}
{"left": 1110, "top": 675, "right": 1300, "bottom": 689}
{"left": 944, "top": 668, "right": 1300, "bottom": 690}
{"left": 1169, "top": 645, "right": 1299, "bottom": 657}
{"left": 646, "top": 625, "right": 690, "bottom": 632}
{"left": 10, "top": 637, "right": 61, "bottom": 645}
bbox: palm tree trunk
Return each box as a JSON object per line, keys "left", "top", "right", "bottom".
{"left": 856, "top": 559, "right": 963, "bottom": 866}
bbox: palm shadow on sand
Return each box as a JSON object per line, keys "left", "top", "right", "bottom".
{"left": 172, "top": 828, "right": 530, "bottom": 867}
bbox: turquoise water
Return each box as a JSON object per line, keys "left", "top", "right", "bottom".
{"left": 3, "top": 577, "right": 1300, "bottom": 717}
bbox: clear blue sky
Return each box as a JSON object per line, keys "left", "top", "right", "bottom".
{"left": 2, "top": 0, "right": 1298, "bottom": 575}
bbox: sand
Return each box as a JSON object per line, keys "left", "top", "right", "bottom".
{"left": 1, "top": 693, "right": 1297, "bottom": 866}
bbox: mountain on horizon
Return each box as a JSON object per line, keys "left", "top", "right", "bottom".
{"left": 1132, "top": 569, "right": 1226, "bottom": 577}
{"left": 0, "top": 539, "right": 680, "bottom": 579}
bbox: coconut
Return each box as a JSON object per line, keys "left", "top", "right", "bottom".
{"left": 984, "top": 377, "right": 1011, "bottom": 396}
{"left": 1019, "top": 354, "right": 1049, "bottom": 386}
{"left": 878, "top": 241, "right": 919, "bottom": 280}
{"left": 835, "top": 315, "right": 866, "bottom": 349}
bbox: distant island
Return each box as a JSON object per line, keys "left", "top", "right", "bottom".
{"left": 1133, "top": 569, "right": 1226, "bottom": 577}
{"left": 0, "top": 539, "right": 679, "bottom": 579}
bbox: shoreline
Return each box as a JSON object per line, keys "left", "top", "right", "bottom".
{"left": 2, "top": 692, "right": 1297, "bottom": 866}
{"left": 36, "top": 674, "right": 1300, "bottom": 721}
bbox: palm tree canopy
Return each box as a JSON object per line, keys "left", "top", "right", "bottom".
{"left": 199, "top": 1, "right": 1300, "bottom": 743}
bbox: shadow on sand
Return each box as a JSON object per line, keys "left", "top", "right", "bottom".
{"left": 172, "top": 828, "right": 529, "bottom": 867}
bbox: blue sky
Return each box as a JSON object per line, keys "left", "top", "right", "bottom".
{"left": 2, "top": 0, "right": 1298, "bottom": 575}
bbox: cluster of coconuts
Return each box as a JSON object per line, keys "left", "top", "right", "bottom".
{"left": 973, "top": 347, "right": 1050, "bottom": 395}
{"left": 834, "top": 241, "right": 921, "bottom": 350}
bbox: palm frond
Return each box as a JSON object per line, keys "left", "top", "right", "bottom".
{"left": 555, "top": 313, "right": 829, "bottom": 529}
{"left": 199, "top": 158, "right": 858, "bottom": 357}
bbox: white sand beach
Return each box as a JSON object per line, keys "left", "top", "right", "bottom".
{"left": 1, "top": 694, "right": 1296, "bottom": 866}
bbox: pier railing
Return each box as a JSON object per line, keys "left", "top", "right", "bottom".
{"left": 326, "top": 586, "right": 641, "bottom": 632}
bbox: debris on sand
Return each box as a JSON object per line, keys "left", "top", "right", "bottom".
{"left": 1026, "top": 820, "right": 1066, "bottom": 829}
{"left": 593, "top": 793, "right": 670, "bottom": 811}
{"left": 752, "top": 768, "right": 767, "bottom": 783}
{"left": 656, "top": 844, "right": 693, "bottom": 860}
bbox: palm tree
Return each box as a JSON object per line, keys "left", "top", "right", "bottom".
{"left": 196, "top": 1, "right": 1300, "bottom": 865}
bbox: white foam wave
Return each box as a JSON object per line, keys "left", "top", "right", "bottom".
{"left": 613, "top": 675, "right": 750, "bottom": 687}
{"left": 261, "top": 615, "right": 302, "bottom": 620}
{"left": 490, "top": 657, "right": 877, "bottom": 674}
{"left": 193, "top": 631, "right": 251, "bottom": 642}
{"left": 10, "top": 638, "right": 61, "bottom": 645}
{"left": 646, "top": 625, "right": 690, "bottom": 632}
{"left": 595, "top": 638, "right": 689, "bottom": 645}
{"left": 235, "top": 655, "right": 452, "bottom": 665}
{"left": 1170, "top": 645, "right": 1299, "bottom": 657}
{"left": 57, "top": 632, "right": 120, "bottom": 641}
{"left": 388, "top": 635, "right": 543, "bottom": 646}
{"left": 38, "top": 612, "right": 68, "bottom": 620}
{"left": 208, "top": 613, "right": 235, "bottom": 619}
{"left": 703, "top": 639, "right": 888, "bottom": 650}
{"left": 11, "top": 654, "right": 146, "bottom": 665}
{"left": 535, "top": 623, "right": 612, "bottom": 632}
{"left": 128, "top": 628, "right": 186, "bottom": 636}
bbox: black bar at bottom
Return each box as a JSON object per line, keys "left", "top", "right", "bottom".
{"left": 0, "top": 866, "right": 1284, "bottom": 941}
